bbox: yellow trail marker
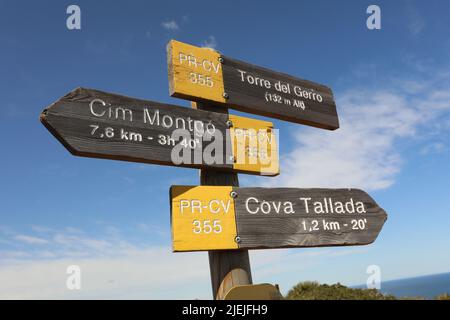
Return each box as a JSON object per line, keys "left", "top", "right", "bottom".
{"left": 229, "top": 115, "right": 279, "bottom": 176}
{"left": 170, "top": 186, "right": 238, "bottom": 252}
{"left": 167, "top": 40, "right": 226, "bottom": 104}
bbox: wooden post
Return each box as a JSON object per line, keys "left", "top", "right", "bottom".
{"left": 196, "top": 102, "right": 253, "bottom": 300}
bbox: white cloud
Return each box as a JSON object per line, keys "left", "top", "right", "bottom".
{"left": 0, "top": 245, "right": 368, "bottom": 299}
{"left": 265, "top": 76, "right": 450, "bottom": 191}
{"left": 0, "top": 226, "right": 209, "bottom": 299}
{"left": 14, "top": 235, "right": 49, "bottom": 245}
{"left": 0, "top": 226, "right": 369, "bottom": 299}
{"left": 31, "top": 225, "right": 54, "bottom": 233}
{"left": 161, "top": 20, "right": 179, "bottom": 31}
{"left": 250, "top": 247, "right": 369, "bottom": 281}
{"left": 2, "top": 224, "right": 163, "bottom": 261}
{"left": 421, "top": 142, "right": 446, "bottom": 155}
{"left": 136, "top": 223, "right": 168, "bottom": 237}
{"left": 64, "top": 227, "right": 83, "bottom": 234}
{"left": 0, "top": 250, "right": 31, "bottom": 259}
{"left": 0, "top": 224, "right": 14, "bottom": 235}
{"left": 406, "top": 4, "right": 425, "bottom": 36}
{"left": 201, "top": 36, "right": 218, "bottom": 49}
{"left": 0, "top": 247, "right": 209, "bottom": 299}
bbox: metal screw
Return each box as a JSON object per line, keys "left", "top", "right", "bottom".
{"left": 218, "top": 57, "right": 224, "bottom": 63}
{"left": 230, "top": 191, "right": 238, "bottom": 198}
{"left": 226, "top": 120, "right": 233, "bottom": 128}
{"left": 235, "top": 236, "right": 241, "bottom": 243}
{"left": 223, "top": 92, "right": 229, "bottom": 99}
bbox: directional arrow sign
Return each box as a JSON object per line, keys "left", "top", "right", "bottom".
{"left": 170, "top": 186, "right": 387, "bottom": 252}
{"left": 40, "top": 88, "right": 279, "bottom": 175}
{"left": 168, "top": 40, "right": 339, "bottom": 130}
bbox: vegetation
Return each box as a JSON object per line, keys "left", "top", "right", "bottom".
{"left": 284, "top": 281, "right": 450, "bottom": 300}
{"left": 286, "top": 281, "right": 396, "bottom": 300}
{"left": 436, "top": 293, "right": 450, "bottom": 300}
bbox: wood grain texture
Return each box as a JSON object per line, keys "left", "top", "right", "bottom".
{"left": 232, "top": 187, "right": 387, "bottom": 249}
{"left": 169, "top": 186, "right": 387, "bottom": 251}
{"left": 222, "top": 56, "right": 339, "bottom": 130}
{"left": 224, "top": 283, "right": 282, "bottom": 300}
{"left": 197, "top": 102, "right": 253, "bottom": 300}
{"left": 40, "top": 87, "right": 275, "bottom": 175}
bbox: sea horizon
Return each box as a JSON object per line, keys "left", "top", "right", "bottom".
{"left": 353, "top": 271, "right": 450, "bottom": 299}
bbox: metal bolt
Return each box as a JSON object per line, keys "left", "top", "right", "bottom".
{"left": 235, "top": 236, "right": 241, "bottom": 243}
{"left": 226, "top": 120, "right": 233, "bottom": 128}
{"left": 223, "top": 92, "right": 229, "bottom": 99}
{"left": 218, "top": 57, "right": 224, "bottom": 63}
{"left": 230, "top": 191, "right": 238, "bottom": 198}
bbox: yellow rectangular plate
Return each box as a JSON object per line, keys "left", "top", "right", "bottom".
{"left": 167, "top": 40, "right": 226, "bottom": 104}
{"left": 229, "top": 115, "right": 279, "bottom": 176}
{"left": 170, "top": 186, "right": 238, "bottom": 252}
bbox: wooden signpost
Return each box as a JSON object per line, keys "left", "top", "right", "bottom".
{"left": 224, "top": 284, "right": 282, "bottom": 300}
{"left": 40, "top": 87, "right": 279, "bottom": 176}
{"left": 170, "top": 186, "right": 387, "bottom": 252}
{"left": 40, "top": 39, "right": 388, "bottom": 300}
{"left": 168, "top": 40, "right": 339, "bottom": 130}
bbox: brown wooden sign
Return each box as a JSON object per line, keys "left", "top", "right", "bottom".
{"left": 40, "top": 87, "right": 279, "bottom": 175}
{"left": 168, "top": 40, "right": 339, "bottom": 130}
{"left": 170, "top": 186, "right": 387, "bottom": 251}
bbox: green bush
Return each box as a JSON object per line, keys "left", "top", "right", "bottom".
{"left": 436, "top": 293, "right": 450, "bottom": 300}
{"left": 286, "top": 281, "right": 396, "bottom": 300}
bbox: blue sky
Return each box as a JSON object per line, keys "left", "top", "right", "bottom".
{"left": 1, "top": 0, "right": 450, "bottom": 299}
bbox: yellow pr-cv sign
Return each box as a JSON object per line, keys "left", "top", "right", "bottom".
{"left": 227, "top": 115, "right": 279, "bottom": 176}
{"left": 170, "top": 186, "right": 239, "bottom": 252}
